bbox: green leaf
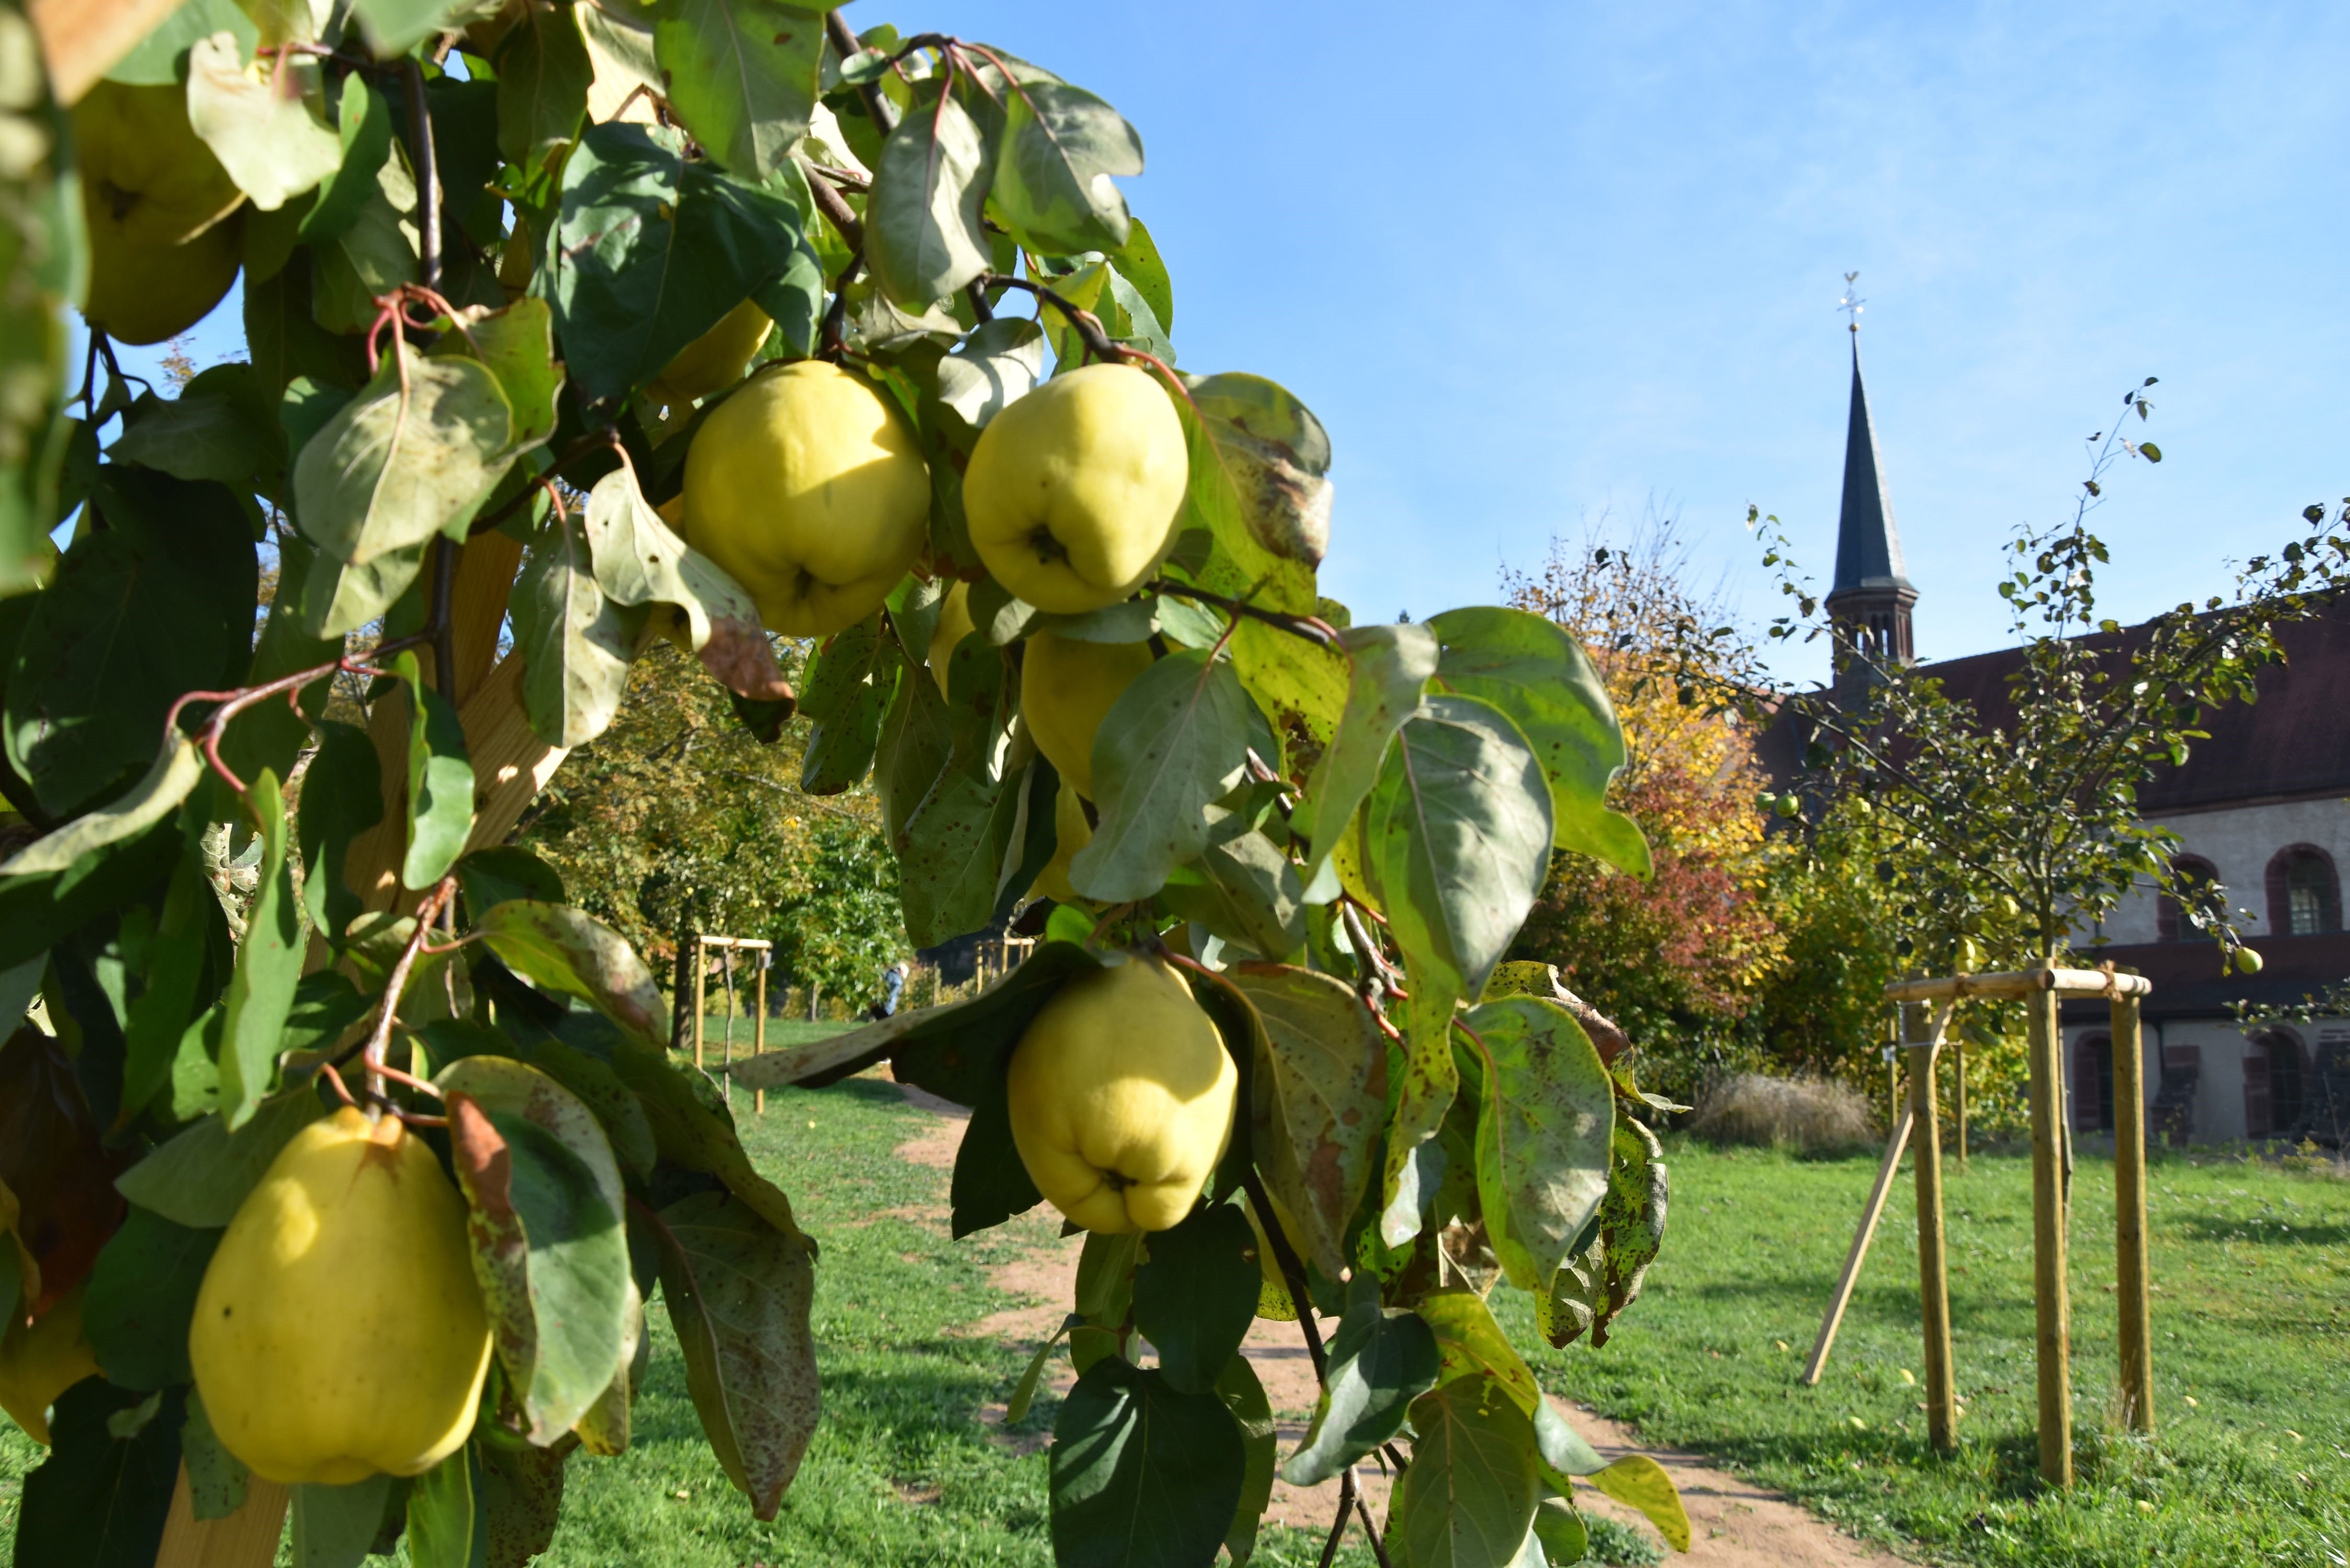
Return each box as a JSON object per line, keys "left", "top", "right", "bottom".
{"left": 292, "top": 349, "right": 514, "bottom": 635}
{"left": 290, "top": 1473, "right": 391, "bottom": 1568}
{"left": 441, "top": 1056, "right": 631, "bottom": 1442}
{"left": 1109, "top": 217, "right": 1173, "bottom": 331}
{"left": 1181, "top": 373, "right": 1332, "bottom": 569}
{"left": 1230, "top": 966, "right": 1385, "bottom": 1279}
{"left": 1159, "top": 809, "right": 1306, "bottom": 961}
{"left": 1050, "top": 1358, "right": 1245, "bottom": 1568}
{"left": 1131, "top": 1204, "right": 1258, "bottom": 1394}
{"left": 1279, "top": 1272, "right": 1438, "bottom": 1488}
{"left": 876, "top": 643, "right": 954, "bottom": 845}
{"left": 1585, "top": 1456, "right": 1690, "bottom": 1553}
{"left": 1035, "top": 257, "right": 1173, "bottom": 367}
{"left": 186, "top": 38, "right": 342, "bottom": 211}
{"left": 220, "top": 769, "right": 307, "bottom": 1131}
{"left": 992, "top": 77, "right": 1143, "bottom": 253}
{"left": 481, "top": 1428, "right": 570, "bottom": 1559}
{"left": 1008, "top": 1314, "right": 1081, "bottom": 1425}
{"left": 1215, "top": 1353, "right": 1276, "bottom": 1565}
{"left": 581, "top": 465, "right": 786, "bottom": 702}
{"left": 308, "top": 142, "right": 421, "bottom": 336}
{"left": 82, "top": 1206, "right": 219, "bottom": 1390}
{"left": 950, "top": 1063, "right": 1046, "bottom": 1239}
{"left": 439, "top": 296, "right": 565, "bottom": 456}
{"left": 496, "top": 3, "right": 593, "bottom": 174}
{"left": 1379, "top": 974, "right": 1464, "bottom": 1249}
{"left": 0, "top": 737, "right": 201, "bottom": 878}
{"left": 119, "top": 856, "right": 214, "bottom": 1118}
{"left": 1294, "top": 622, "right": 1439, "bottom": 877}
{"left": 180, "top": 1392, "right": 249, "bottom": 1521}
{"left": 405, "top": 1443, "right": 476, "bottom": 1568}
{"left": 395, "top": 651, "right": 477, "bottom": 887}
{"left": 650, "top": 0, "right": 825, "bottom": 180}
{"left": 108, "top": 364, "right": 286, "bottom": 493}
{"left": 866, "top": 87, "right": 994, "bottom": 309}
{"left": 297, "top": 719, "right": 386, "bottom": 940}
{"left": 298, "top": 75, "right": 395, "bottom": 246}
{"left": 102, "top": 0, "right": 256, "bottom": 83}
{"left": 114, "top": 1089, "right": 327, "bottom": 1228}
{"left": 248, "top": 260, "right": 370, "bottom": 403}
{"left": 6, "top": 470, "right": 255, "bottom": 816}
{"left": 897, "top": 768, "right": 1020, "bottom": 947}
{"left": 1069, "top": 650, "right": 1252, "bottom": 902}
{"left": 1462, "top": 996, "right": 1615, "bottom": 1294}
{"left": 221, "top": 535, "right": 341, "bottom": 789}
{"left": 934, "top": 316, "right": 1047, "bottom": 433}
{"left": 1532, "top": 1499, "right": 1589, "bottom": 1565}
{"left": 537, "top": 123, "right": 816, "bottom": 402}
{"left": 1539, "top": 1118, "right": 1668, "bottom": 1353}
{"left": 1426, "top": 607, "right": 1649, "bottom": 875}
{"left": 456, "top": 847, "right": 566, "bottom": 915}
{"left": 475, "top": 901, "right": 667, "bottom": 1046}
{"left": 511, "top": 506, "right": 649, "bottom": 747}
{"left": 1415, "top": 1290, "right": 1550, "bottom": 1425}
{"left": 14, "top": 1382, "right": 187, "bottom": 1568}
{"left": 1395, "top": 1375, "right": 1541, "bottom": 1568}
{"left": 799, "top": 620, "right": 892, "bottom": 794}
{"left": 1365, "top": 694, "right": 1553, "bottom": 1002}
{"left": 653, "top": 1189, "right": 821, "bottom": 1520}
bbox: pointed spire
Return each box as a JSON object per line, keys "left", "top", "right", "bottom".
{"left": 1827, "top": 334, "right": 1912, "bottom": 602}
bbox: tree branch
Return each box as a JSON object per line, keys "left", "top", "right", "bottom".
{"left": 402, "top": 61, "right": 442, "bottom": 293}
{"left": 1148, "top": 578, "right": 1342, "bottom": 650}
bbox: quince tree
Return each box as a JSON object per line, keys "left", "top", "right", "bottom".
{"left": 0, "top": 1, "right": 1689, "bottom": 1563}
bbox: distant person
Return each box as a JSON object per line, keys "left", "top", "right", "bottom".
{"left": 866, "top": 961, "right": 908, "bottom": 1021}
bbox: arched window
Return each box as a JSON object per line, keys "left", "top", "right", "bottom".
{"left": 2157, "top": 856, "right": 2220, "bottom": 943}
{"left": 2266, "top": 845, "right": 2342, "bottom": 937}
{"left": 2072, "top": 1032, "right": 2115, "bottom": 1133}
{"left": 2245, "top": 1029, "right": 2308, "bottom": 1139}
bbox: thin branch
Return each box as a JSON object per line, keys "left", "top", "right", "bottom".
{"left": 344, "top": 875, "right": 460, "bottom": 1093}
{"left": 1357, "top": 1488, "right": 1397, "bottom": 1568}
{"left": 1318, "top": 1466, "right": 1358, "bottom": 1568}
{"left": 429, "top": 535, "right": 459, "bottom": 706}
{"left": 802, "top": 166, "right": 866, "bottom": 253}
{"left": 1148, "top": 578, "right": 1343, "bottom": 650}
{"left": 1239, "top": 1159, "right": 1327, "bottom": 1381}
{"left": 402, "top": 61, "right": 442, "bottom": 293}
{"left": 469, "top": 429, "right": 621, "bottom": 536}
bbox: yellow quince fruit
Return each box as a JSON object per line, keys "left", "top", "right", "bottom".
{"left": 927, "top": 581, "right": 976, "bottom": 698}
{"left": 189, "top": 1107, "right": 492, "bottom": 1485}
{"left": 964, "top": 362, "right": 1188, "bottom": 614}
{"left": 682, "top": 361, "right": 932, "bottom": 637}
{"left": 647, "top": 299, "right": 773, "bottom": 409}
{"left": 0, "top": 1282, "right": 101, "bottom": 1446}
{"left": 1005, "top": 952, "right": 1237, "bottom": 1233}
{"left": 1020, "top": 628, "right": 1153, "bottom": 801}
{"left": 72, "top": 80, "right": 246, "bottom": 345}
{"left": 1031, "top": 780, "right": 1093, "bottom": 905}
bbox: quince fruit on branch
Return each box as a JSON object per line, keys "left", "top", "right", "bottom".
{"left": 965, "top": 362, "right": 1188, "bottom": 614}
{"left": 648, "top": 298, "right": 772, "bottom": 409}
{"left": 190, "top": 1106, "right": 492, "bottom": 1485}
{"left": 71, "top": 80, "right": 246, "bottom": 345}
{"left": 1006, "top": 952, "right": 1237, "bottom": 1233}
{"left": 682, "top": 361, "right": 931, "bottom": 637}
{"left": 0, "top": 1282, "right": 101, "bottom": 1446}
{"left": 1019, "top": 628, "right": 1153, "bottom": 801}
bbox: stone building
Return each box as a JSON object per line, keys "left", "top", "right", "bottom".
{"left": 1799, "top": 325, "right": 2350, "bottom": 1145}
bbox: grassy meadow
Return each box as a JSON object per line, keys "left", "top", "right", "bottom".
{"left": 4, "top": 1046, "right": 2343, "bottom": 1567}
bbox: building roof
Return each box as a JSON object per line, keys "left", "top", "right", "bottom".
{"left": 1825, "top": 337, "right": 1914, "bottom": 604}
{"left": 1914, "top": 596, "right": 2350, "bottom": 811}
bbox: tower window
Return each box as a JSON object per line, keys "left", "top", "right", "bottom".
{"left": 2266, "top": 845, "right": 2341, "bottom": 936}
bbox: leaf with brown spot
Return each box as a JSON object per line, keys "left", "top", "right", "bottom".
{"left": 0, "top": 1027, "right": 128, "bottom": 1315}
{"left": 1229, "top": 966, "right": 1385, "bottom": 1279}
{"left": 650, "top": 1191, "right": 821, "bottom": 1520}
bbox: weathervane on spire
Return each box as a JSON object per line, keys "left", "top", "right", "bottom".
{"left": 1838, "top": 271, "right": 1865, "bottom": 334}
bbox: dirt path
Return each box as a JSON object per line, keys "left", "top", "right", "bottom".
{"left": 886, "top": 1079, "right": 1907, "bottom": 1565}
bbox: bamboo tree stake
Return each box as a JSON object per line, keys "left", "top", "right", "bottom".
{"left": 2111, "top": 990, "right": 2155, "bottom": 1433}
{"left": 1803, "top": 1096, "right": 1915, "bottom": 1385}
{"left": 2025, "top": 975, "right": 2073, "bottom": 1486}
{"left": 754, "top": 950, "right": 769, "bottom": 1116}
{"left": 1910, "top": 1000, "right": 1959, "bottom": 1455}
{"left": 692, "top": 934, "right": 708, "bottom": 1071}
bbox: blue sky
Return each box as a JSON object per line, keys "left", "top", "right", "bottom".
{"left": 107, "top": 0, "right": 2349, "bottom": 683}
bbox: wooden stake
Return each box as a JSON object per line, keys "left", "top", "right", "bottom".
{"left": 754, "top": 951, "right": 768, "bottom": 1116}
{"left": 1803, "top": 1097, "right": 1915, "bottom": 1385}
{"left": 1910, "top": 1004, "right": 1957, "bottom": 1454}
{"left": 2111, "top": 991, "right": 2154, "bottom": 1433}
{"left": 1954, "top": 1032, "right": 1968, "bottom": 1168}
{"left": 720, "top": 946, "right": 737, "bottom": 1103}
{"left": 692, "top": 935, "right": 707, "bottom": 1071}
{"left": 2025, "top": 977, "right": 2072, "bottom": 1486}
{"left": 151, "top": 1465, "right": 287, "bottom": 1568}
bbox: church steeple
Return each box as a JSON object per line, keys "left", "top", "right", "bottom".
{"left": 1823, "top": 280, "right": 1916, "bottom": 670}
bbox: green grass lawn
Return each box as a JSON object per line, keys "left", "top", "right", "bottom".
{"left": 6, "top": 1062, "right": 2343, "bottom": 1567}
{"left": 1507, "top": 1140, "right": 2349, "bottom": 1567}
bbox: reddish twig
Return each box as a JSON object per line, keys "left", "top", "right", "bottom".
{"left": 165, "top": 642, "right": 423, "bottom": 795}
{"left": 352, "top": 875, "right": 460, "bottom": 1081}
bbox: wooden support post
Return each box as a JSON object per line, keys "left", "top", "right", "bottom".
{"left": 1954, "top": 1033, "right": 1968, "bottom": 1168}
{"left": 1911, "top": 1016, "right": 1957, "bottom": 1455}
{"left": 2025, "top": 977, "right": 2073, "bottom": 1486}
{"left": 2111, "top": 991, "right": 2154, "bottom": 1433}
{"left": 152, "top": 1466, "right": 287, "bottom": 1568}
{"left": 692, "top": 935, "right": 707, "bottom": 1071}
{"left": 720, "top": 946, "right": 737, "bottom": 1103}
{"left": 754, "top": 951, "right": 768, "bottom": 1116}
{"left": 1803, "top": 1097, "right": 1915, "bottom": 1385}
